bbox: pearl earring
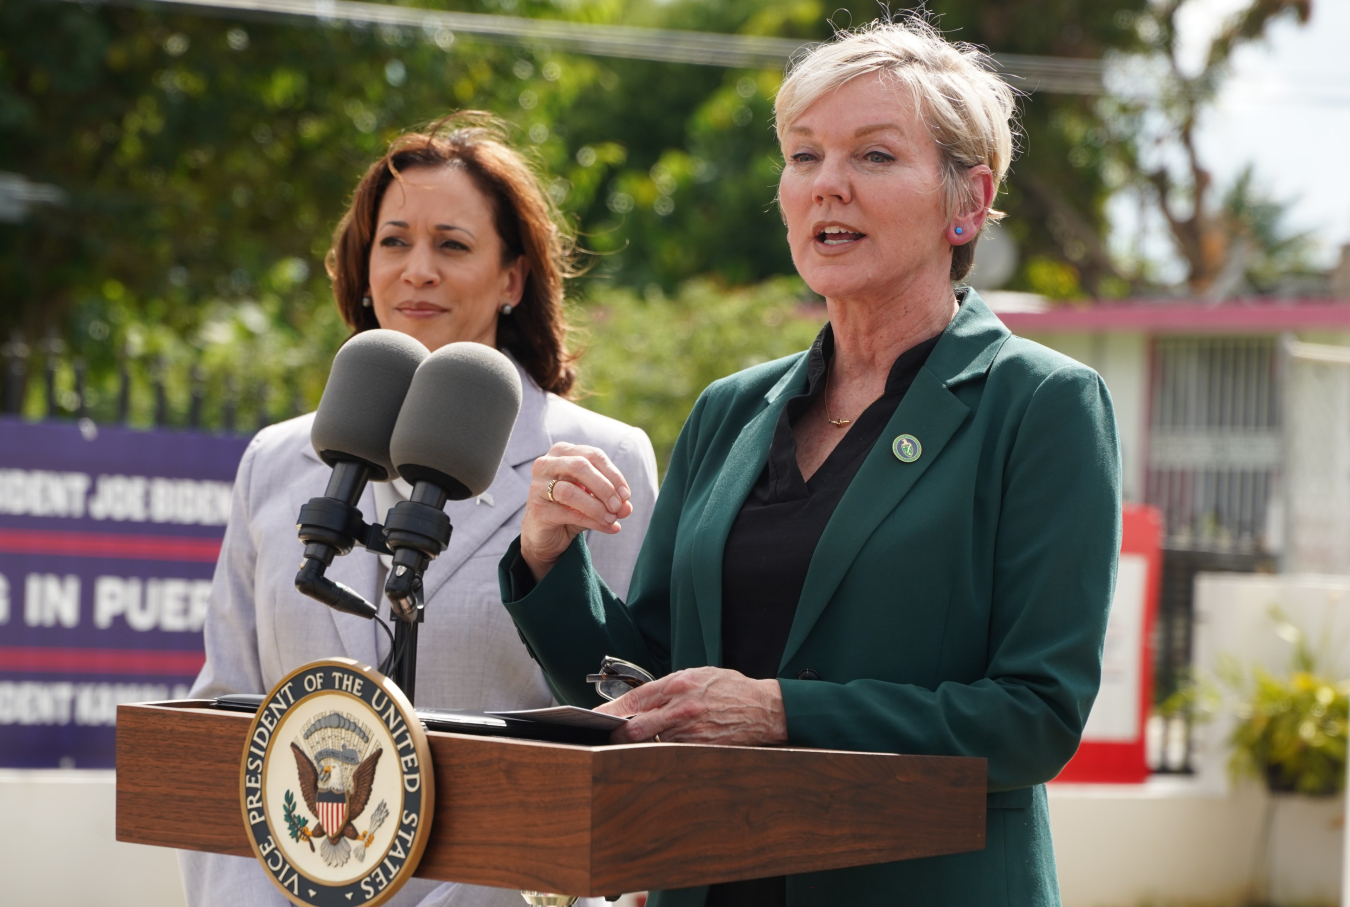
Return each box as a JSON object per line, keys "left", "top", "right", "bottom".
{"left": 499, "top": 303, "right": 514, "bottom": 315}
{"left": 361, "top": 294, "right": 372, "bottom": 308}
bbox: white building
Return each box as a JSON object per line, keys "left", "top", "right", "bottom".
{"left": 1000, "top": 297, "right": 1350, "bottom": 906}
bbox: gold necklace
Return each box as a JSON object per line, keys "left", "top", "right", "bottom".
{"left": 823, "top": 361, "right": 851, "bottom": 428}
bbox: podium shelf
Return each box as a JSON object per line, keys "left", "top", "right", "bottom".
{"left": 116, "top": 700, "right": 986, "bottom": 896}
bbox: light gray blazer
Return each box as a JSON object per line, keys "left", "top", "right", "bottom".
{"left": 180, "top": 360, "right": 659, "bottom": 907}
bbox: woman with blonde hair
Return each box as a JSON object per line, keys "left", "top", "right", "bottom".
{"left": 182, "top": 113, "right": 658, "bottom": 907}
{"left": 503, "top": 21, "right": 1120, "bottom": 907}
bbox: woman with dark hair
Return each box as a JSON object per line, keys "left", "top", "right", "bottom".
{"left": 326, "top": 113, "right": 578, "bottom": 397}
{"left": 180, "top": 113, "right": 658, "bottom": 907}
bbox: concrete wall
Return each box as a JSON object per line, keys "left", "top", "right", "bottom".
{"left": 0, "top": 769, "right": 185, "bottom": 907}
{"left": 1050, "top": 779, "right": 1342, "bottom": 907}
{"left": 1046, "top": 572, "right": 1350, "bottom": 907}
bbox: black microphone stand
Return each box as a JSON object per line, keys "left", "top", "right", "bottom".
{"left": 295, "top": 460, "right": 390, "bottom": 620}
{"left": 381, "top": 482, "right": 453, "bottom": 705}
{"left": 294, "top": 461, "right": 454, "bottom": 706}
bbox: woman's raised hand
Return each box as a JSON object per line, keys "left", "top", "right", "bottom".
{"left": 520, "top": 442, "right": 634, "bottom": 582}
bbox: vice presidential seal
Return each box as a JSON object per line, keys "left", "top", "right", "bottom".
{"left": 240, "top": 658, "right": 434, "bottom": 907}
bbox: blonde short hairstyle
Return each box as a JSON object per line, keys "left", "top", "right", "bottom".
{"left": 774, "top": 18, "right": 1018, "bottom": 281}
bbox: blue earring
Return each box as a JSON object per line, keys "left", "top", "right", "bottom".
{"left": 954, "top": 226, "right": 964, "bottom": 235}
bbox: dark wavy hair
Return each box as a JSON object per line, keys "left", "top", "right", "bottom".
{"left": 325, "top": 112, "right": 577, "bottom": 396}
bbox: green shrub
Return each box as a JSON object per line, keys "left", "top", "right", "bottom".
{"left": 1227, "top": 611, "right": 1349, "bottom": 797}
{"left": 573, "top": 276, "right": 824, "bottom": 473}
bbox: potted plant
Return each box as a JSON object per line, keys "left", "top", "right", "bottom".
{"left": 1228, "top": 667, "right": 1348, "bottom": 796}
{"left": 1161, "top": 609, "right": 1349, "bottom": 906}
{"left": 1225, "top": 611, "right": 1348, "bottom": 797}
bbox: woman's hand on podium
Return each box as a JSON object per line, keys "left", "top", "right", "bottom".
{"left": 521, "top": 442, "right": 634, "bottom": 583}
{"left": 593, "top": 666, "right": 788, "bottom": 746}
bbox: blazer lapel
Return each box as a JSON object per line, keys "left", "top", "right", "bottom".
{"left": 419, "top": 360, "right": 550, "bottom": 603}
{"left": 777, "top": 370, "right": 968, "bottom": 670}
{"left": 417, "top": 462, "right": 531, "bottom": 602}
{"left": 691, "top": 356, "right": 810, "bottom": 666}
{"left": 777, "top": 291, "right": 1011, "bottom": 671}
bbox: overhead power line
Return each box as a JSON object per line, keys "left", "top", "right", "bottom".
{"left": 54, "top": 0, "right": 1108, "bottom": 94}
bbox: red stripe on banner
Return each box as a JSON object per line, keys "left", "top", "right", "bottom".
{"left": 0, "top": 529, "right": 221, "bottom": 562}
{"left": 0, "top": 647, "right": 205, "bottom": 676}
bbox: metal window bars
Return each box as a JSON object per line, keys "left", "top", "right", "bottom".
{"left": 1144, "top": 336, "right": 1283, "bottom": 774}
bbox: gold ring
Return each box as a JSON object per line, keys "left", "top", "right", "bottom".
{"left": 546, "top": 478, "right": 560, "bottom": 503}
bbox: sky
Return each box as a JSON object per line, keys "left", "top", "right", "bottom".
{"left": 1108, "top": 0, "right": 1350, "bottom": 277}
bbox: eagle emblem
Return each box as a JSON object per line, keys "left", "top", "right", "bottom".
{"left": 242, "top": 659, "right": 434, "bottom": 907}
{"left": 287, "top": 711, "right": 388, "bottom": 868}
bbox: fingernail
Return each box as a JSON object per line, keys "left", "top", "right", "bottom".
{"left": 619, "top": 486, "right": 631, "bottom": 501}
{"left": 608, "top": 495, "right": 621, "bottom": 511}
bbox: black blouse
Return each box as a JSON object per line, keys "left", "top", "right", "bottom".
{"left": 706, "top": 324, "right": 938, "bottom": 907}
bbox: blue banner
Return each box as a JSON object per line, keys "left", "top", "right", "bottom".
{"left": 0, "top": 418, "right": 250, "bottom": 768}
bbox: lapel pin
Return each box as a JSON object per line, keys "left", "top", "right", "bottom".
{"left": 892, "top": 434, "right": 922, "bottom": 463}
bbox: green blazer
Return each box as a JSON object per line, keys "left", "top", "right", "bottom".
{"left": 500, "top": 290, "right": 1121, "bottom": 907}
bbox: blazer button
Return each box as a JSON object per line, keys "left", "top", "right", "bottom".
{"left": 796, "top": 668, "right": 821, "bottom": 681}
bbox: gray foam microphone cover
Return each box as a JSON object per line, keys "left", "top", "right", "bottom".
{"left": 311, "top": 329, "right": 429, "bottom": 480}
{"left": 389, "top": 342, "right": 523, "bottom": 499}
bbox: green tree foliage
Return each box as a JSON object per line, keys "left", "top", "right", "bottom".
{"left": 1220, "top": 165, "right": 1319, "bottom": 296}
{"left": 558, "top": 0, "right": 1156, "bottom": 297}
{"left": 1225, "top": 610, "right": 1348, "bottom": 797}
{"left": 868, "top": 0, "right": 1151, "bottom": 299}
{"left": 1229, "top": 666, "right": 1348, "bottom": 796}
{"left": 1100, "top": 0, "right": 1312, "bottom": 295}
{"left": 1, "top": 0, "right": 575, "bottom": 424}
{"left": 0, "top": 0, "right": 1148, "bottom": 435}
{"left": 576, "top": 277, "right": 823, "bottom": 468}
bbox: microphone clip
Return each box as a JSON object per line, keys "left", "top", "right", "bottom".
{"left": 297, "top": 496, "right": 393, "bottom": 558}
{"left": 294, "top": 459, "right": 393, "bottom": 623}
{"left": 382, "top": 484, "right": 452, "bottom": 621}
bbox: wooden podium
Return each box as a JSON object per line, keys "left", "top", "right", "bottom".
{"left": 116, "top": 701, "right": 987, "bottom": 896}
